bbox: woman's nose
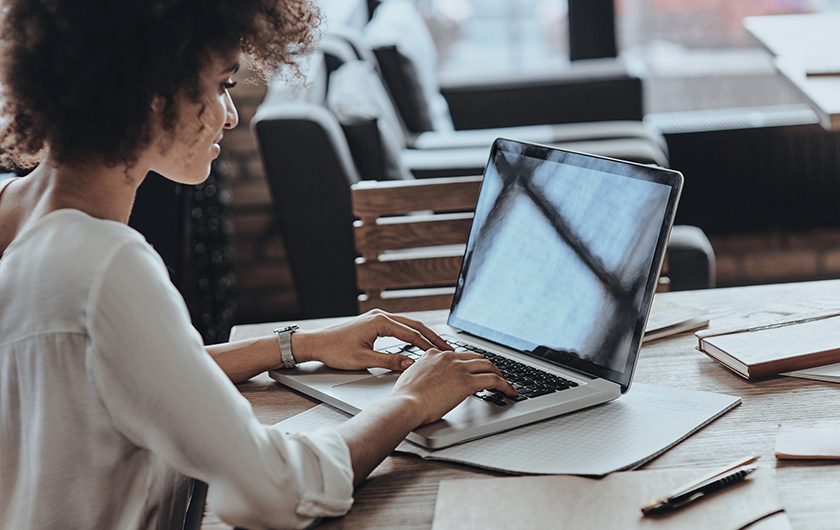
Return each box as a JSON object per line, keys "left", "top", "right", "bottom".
{"left": 224, "top": 93, "right": 239, "bottom": 129}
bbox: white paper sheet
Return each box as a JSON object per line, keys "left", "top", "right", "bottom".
{"left": 276, "top": 383, "right": 740, "bottom": 476}
{"left": 775, "top": 424, "right": 840, "bottom": 459}
{"left": 784, "top": 362, "right": 840, "bottom": 384}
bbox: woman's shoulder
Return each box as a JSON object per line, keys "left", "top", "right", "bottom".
{"left": 18, "top": 208, "right": 148, "bottom": 252}
{"left": 4, "top": 208, "right": 160, "bottom": 283}
{"left": 67, "top": 209, "right": 147, "bottom": 240}
{"left": 61, "top": 210, "right": 163, "bottom": 271}
{"left": 0, "top": 209, "right": 165, "bottom": 342}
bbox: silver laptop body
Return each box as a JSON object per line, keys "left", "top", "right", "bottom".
{"left": 271, "top": 138, "right": 683, "bottom": 449}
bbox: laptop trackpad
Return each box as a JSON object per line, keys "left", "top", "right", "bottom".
{"left": 330, "top": 373, "right": 400, "bottom": 408}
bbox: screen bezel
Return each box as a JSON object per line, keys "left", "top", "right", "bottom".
{"left": 447, "top": 138, "right": 684, "bottom": 392}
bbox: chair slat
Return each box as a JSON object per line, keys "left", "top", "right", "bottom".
{"left": 351, "top": 178, "right": 480, "bottom": 313}
{"left": 358, "top": 293, "right": 455, "bottom": 313}
{"left": 356, "top": 256, "right": 463, "bottom": 290}
{"left": 352, "top": 176, "right": 482, "bottom": 217}
{"left": 354, "top": 215, "right": 473, "bottom": 256}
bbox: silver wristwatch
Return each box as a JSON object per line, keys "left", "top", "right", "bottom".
{"left": 273, "top": 325, "right": 299, "bottom": 369}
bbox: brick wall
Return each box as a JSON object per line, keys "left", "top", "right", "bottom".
{"left": 220, "top": 69, "right": 299, "bottom": 325}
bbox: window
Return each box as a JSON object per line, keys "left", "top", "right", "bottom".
{"left": 425, "top": 0, "right": 840, "bottom": 112}
{"left": 421, "top": 0, "right": 570, "bottom": 75}
{"left": 619, "top": 0, "right": 838, "bottom": 50}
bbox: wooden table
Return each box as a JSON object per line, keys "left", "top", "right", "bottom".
{"left": 203, "top": 280, "right": 840, "bottom": 529}
{"left": 744, "top": 13, "right": 840, "bottom": 130}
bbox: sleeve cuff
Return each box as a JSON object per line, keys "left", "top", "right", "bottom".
{"left": 288, "top": 427, "right": 355, "bottom": 518}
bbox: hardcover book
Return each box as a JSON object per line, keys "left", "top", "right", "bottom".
{"left": 696, "top": 311, "right": 840, "bottom": 380}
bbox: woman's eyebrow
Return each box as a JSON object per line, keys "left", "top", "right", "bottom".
{"left": 224, "top": 62, "right": 240, "bottom": 75}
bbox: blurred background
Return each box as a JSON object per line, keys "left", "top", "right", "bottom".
{"left": 109, "top": 0, "right": 840, "bottom": 338}
{"left": 427, "top": 0, "right": 840, "bottom": 112}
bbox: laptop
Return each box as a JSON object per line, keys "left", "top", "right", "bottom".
{"left": 271, "top": 138, "right": 683, "bottom": 448}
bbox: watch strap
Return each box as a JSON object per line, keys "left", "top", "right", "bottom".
{"left": 273, "top": 325, "right": 299, "bottom": 369}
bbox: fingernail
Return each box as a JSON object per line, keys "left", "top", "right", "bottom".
{"left": 400, "top": 358, "right": 415, "bottom": 369}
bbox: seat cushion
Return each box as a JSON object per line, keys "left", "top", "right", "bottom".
{"left": 364, "top": 0, "right": 454, "bottom": 134}
{"left": 326, "top": 60, "right": 412, "bottom": 180}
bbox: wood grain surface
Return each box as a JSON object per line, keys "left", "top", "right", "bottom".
{"left": 352, "top": 177, "right": 480, "bottom": 313}
{"left": 353, "top": 214, "right": 473, "bottom": 256}
{"left": 351, "top": 177, "right": 482, "bottom": 218}
{"left": 203, "top": 282, "right": 840, "bottom": 529}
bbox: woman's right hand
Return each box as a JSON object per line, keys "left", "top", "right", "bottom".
{"left": 335, "top": 346, "right": 517, "bottom": 486}
{"left": 389, "top": 348, "right": 517, "bottom": 426}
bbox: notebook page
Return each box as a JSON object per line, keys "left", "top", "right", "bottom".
{"left": 411, "top": 384, "right": 738, "bottom": 475}
{"left": 275, "top": 384, "right": 740, "bottom": 476}
{"left": 274, "top": 402, "right": 351, "bottom": 433}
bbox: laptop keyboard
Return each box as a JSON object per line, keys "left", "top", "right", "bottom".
{"left": 381, "top": 339, "right": 578, "bottom": 406}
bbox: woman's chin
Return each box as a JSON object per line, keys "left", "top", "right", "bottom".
{"left": 157, "top": 166, "right": 213, "bottom": 186}
{"left": 187, "top": 169, "right": 213, "bottom": 185}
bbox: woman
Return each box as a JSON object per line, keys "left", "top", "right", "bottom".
{"left": 0, "top": 1, "right": 514, "bottom": 529}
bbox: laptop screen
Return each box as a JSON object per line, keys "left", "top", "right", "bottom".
{"left": 448, "top": 139, "right": 683, "bottom": 389}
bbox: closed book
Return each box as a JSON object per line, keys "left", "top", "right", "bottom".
{"left": 696, "top": 312, "right": 840, "bottom": 379}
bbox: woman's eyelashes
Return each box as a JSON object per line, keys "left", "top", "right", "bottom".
{"left": 222, "top": 80, "right": 236, "bottom": 91}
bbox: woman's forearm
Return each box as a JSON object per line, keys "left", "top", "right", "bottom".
{"left": 333, "top": 394, "right": 424, "bottom": 486}
{"left": 206, "top": 336, "right": 282, "bottom": 383}
{"left": 206, "top": 331, "right": 325, "bottom": 383}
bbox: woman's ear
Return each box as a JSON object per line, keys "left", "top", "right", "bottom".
{"left": 150, "top": 95, "right": 166, "bottom": 114}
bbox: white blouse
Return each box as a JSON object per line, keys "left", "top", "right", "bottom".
{"left": 0, "top": 202, "right": 354, "bottom": 529}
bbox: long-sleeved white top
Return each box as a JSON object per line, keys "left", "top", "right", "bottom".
{"left": 0, "top": 205, "right": 354, "bottom": 529}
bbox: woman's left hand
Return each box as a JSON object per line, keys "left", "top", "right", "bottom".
{"left": 290, "top": 309, "right": 450, "bottom": 371}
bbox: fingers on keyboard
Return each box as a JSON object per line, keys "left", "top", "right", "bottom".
{"left": 388, "top": 338, "right": 578, "bottom": 406}
{"left": 449, "top": 340, "right": 578, "bottom": 405}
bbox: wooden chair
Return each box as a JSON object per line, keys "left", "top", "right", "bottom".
{"left": 351, "top": 176, "right": 671, "bottom": 314}
{"left": 351, "top": 176, "right": 482, "bottom": 313}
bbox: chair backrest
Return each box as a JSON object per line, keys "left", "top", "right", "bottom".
{"left": 362, "top": 0, "right": 454, "bottom": 135}
{"left": 252, "top": 54, "right": 364, "bottom": 318}
{"left": 351, "top": 175, "right": 672, "bottom": 313}
{"left": 351, "top": 176, "right": 481, "bottom": 313}
{"left": 253, "top": 49, "right": 417, "bottom": 319}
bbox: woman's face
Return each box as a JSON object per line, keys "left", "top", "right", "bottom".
{"left": 150, "top": 51, "right": 240, "bottom": 185}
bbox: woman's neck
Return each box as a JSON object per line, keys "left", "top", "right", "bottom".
{"left": 26, "top": 152, "right": 149, "bottom": 224}
{"left": 0, "top": 151, "right": 151, "bottom": 256}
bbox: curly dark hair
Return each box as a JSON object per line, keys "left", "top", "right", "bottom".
{"left": 0, "top": 0, "right": 321, "bottom": 169}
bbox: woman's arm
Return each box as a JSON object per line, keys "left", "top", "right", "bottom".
{"left": 207, "top": 309, "right": 517, "bottom": 486}
{"left": 91, "top": 241, "right": 359, "bottom": 528}
{"left": 333, "top": 348, "right": 514, "bottom": 486}
{"left": 206, "top": 309, "right": 453, "bottom": 384}
{"left": 206, "top": 335, "right": 282, "bottom": 384}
